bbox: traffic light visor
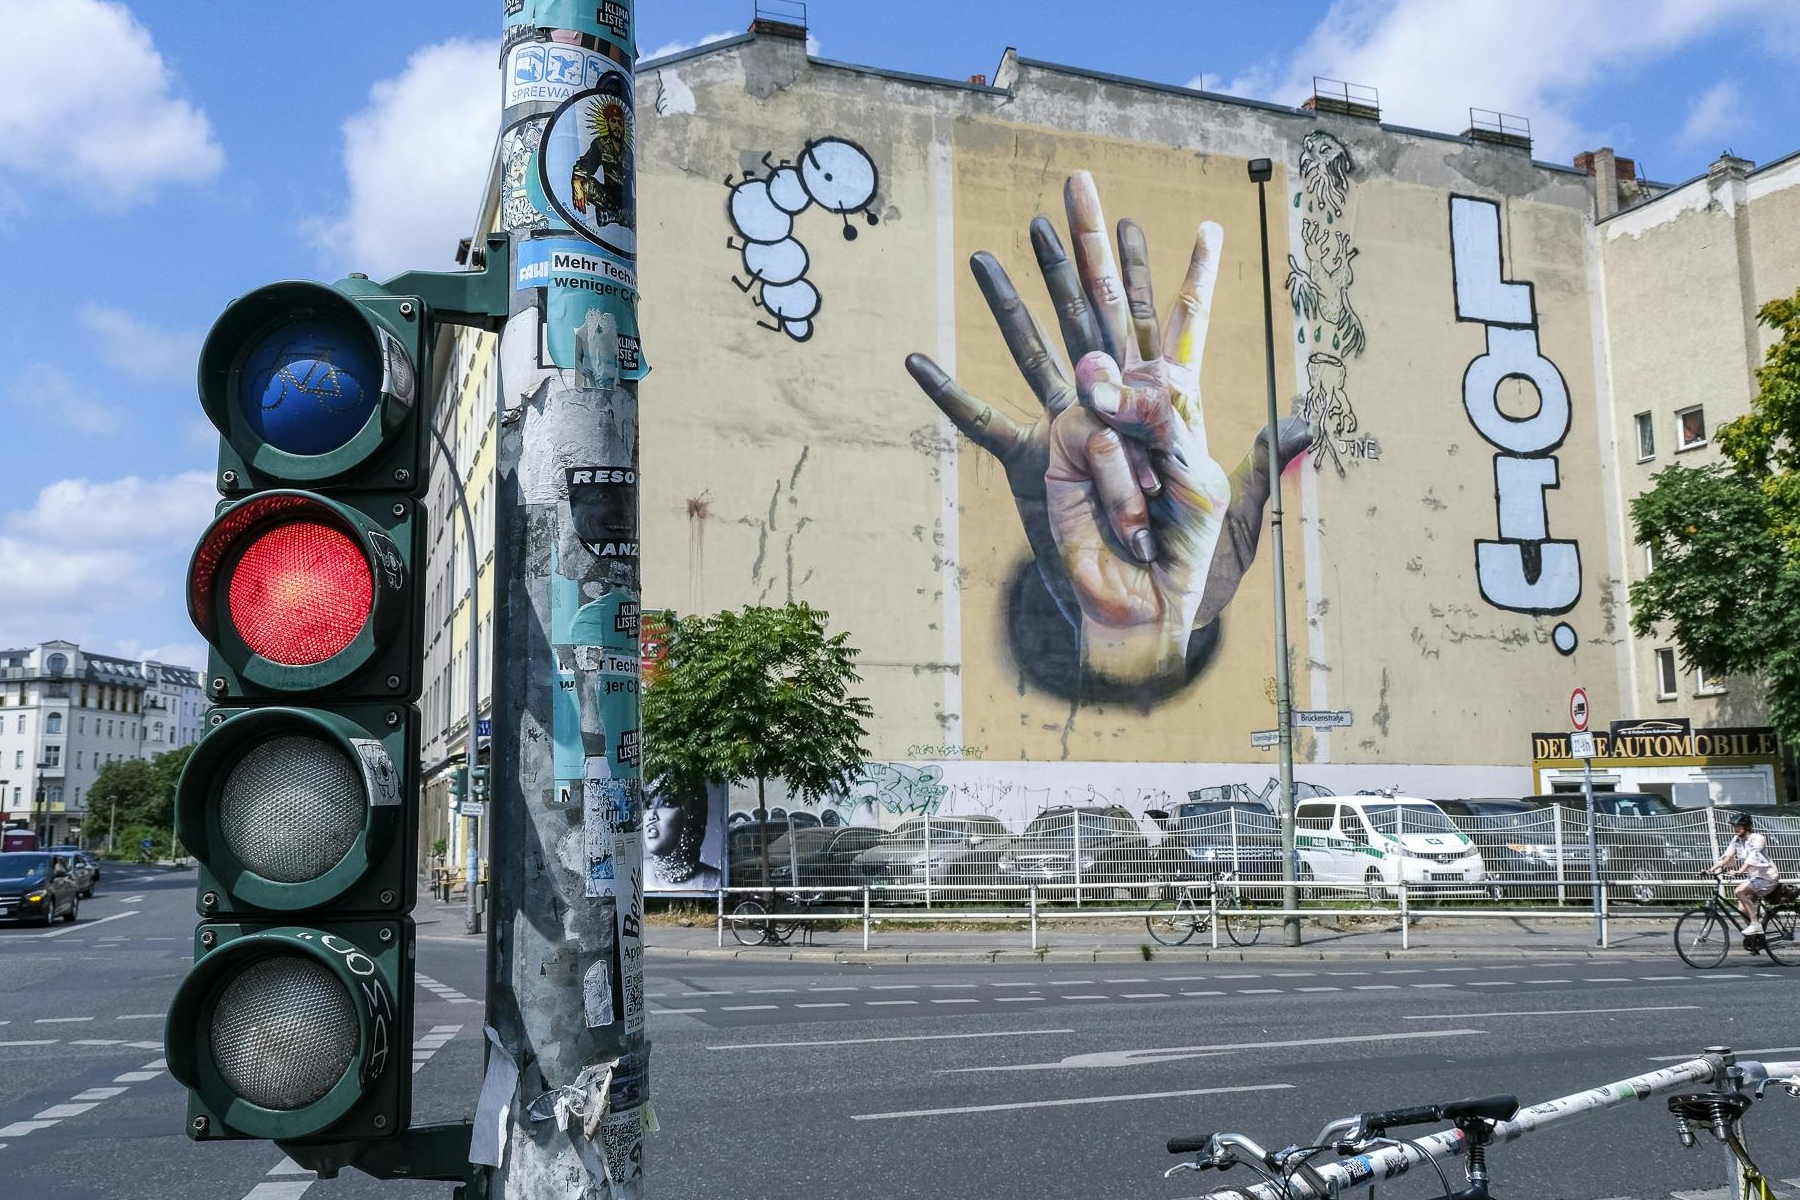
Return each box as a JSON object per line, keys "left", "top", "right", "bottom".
{"left": 190, "top": 492, "right": 406, "bottom": 692}
{"left": 200, "top": 282, "right": 416, "bottom": 484}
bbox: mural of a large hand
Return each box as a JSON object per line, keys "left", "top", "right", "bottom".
{"left": 906, "top": 171, "right": 1309, "bottom": 696}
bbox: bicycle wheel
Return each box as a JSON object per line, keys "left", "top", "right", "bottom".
{"left": 1760, "top": 906, "right": 1800, "bottom": 966}
{"left": 1673, "top": 908, "right": 1729, "bottom": 969}
{"left": 730, "top": 898, "right": 771, "bottom": 947}
{"left": 1146, "top": 896, "right": 1199, "bottom": 946}
{"left": 1223, "top": 893, "right": 1263, "bottom": 947}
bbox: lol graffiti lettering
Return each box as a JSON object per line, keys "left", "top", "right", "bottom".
{"left": 1449, "top": 195, "right": 1580, "bottom": 656}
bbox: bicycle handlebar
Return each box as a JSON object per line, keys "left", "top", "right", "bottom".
{"left": 1167, "top": 1136, "right": 1213, "bottom": 1155}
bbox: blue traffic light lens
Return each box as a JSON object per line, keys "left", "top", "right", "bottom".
{"left": 238, "top": 317, "right": 382, "bottom": 456}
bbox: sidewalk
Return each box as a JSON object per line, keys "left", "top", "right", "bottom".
{"left": 643, "top": 911, "right": 1679, "bottom": 964}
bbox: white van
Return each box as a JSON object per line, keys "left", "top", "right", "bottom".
{"left": 1293, "top": 795, "right": 1487, "bottom": 898}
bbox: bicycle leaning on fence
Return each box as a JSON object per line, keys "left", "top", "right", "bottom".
{"left": 1146, "top": 872, "right": 1263, "bottom": 947}
{"left": 1673, "top": 875, "right": 1800, "bottom": 968}
{"left": 728, "top": 888, "right": 829, "bottom": 948}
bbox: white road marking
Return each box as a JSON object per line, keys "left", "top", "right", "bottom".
{"left": 35, "top": 1103, "right": 97, "bottom": 1119}
{"left": 1238, "top": 989, "right": 1282, "bottom": 995}
{"left": 36, "top": 1016, "right": 93, "bottom": 1024}
{"left": 948, "top": 1029, "right": 1485, "bottom": 1073}
{"left": 1410, "top": 984, "right": 1455, "bottom": 990}
{"left": 721, "top": 1005, "right": 779, "bottom": 1012}
{"left": 808, "top": 986, "right": 857, "bottom": 992}
{"left": 1103, "top": 977, "right": 1151, "bottom": 983}
{"left": 1061, "top": 995, "right": 1108, "bottom": 1001}
{"left": 931, "top": 999, "right": 979, "bottom": 1005}
{"left": 655, "top": 1007, "right": 705, "bottom": 1015}
{"left": 709, "top": 1029, "right": 1074, "bottom": 1051}
{"left": 1648, "top": 1045, "right": 1800, "bottom": 1062}
{"left": 865, "top": 1000, "right": 916, "bottom": 1007}
{"left": 242, "top": 1184, "right": 313, "bottom": 1200}
{"left": 992, "top": 982, "right": 1039, "bottom": 988}
{"left": 870, "top": 984, "right": 920, "bottom": 991}
{"left": 0, "top": 1120, "right": 58, "bottom": 1137}
{"left": 120, "top": 896, "right": 145, "bottom": 903}
{"left": 116, "top": 1014, "right": 161, "bottom": 1020}
{"left": 0, "top": 1039, "right": 58, "bottom": 1047}
{"left": 1295, "top": 987, "right": 1342, "bottom": 993}
{"left": 1121, "top": 993, "right": 1170, "bottom": 999}
{"left": 71, "top": 1088, "right": 126, "bottom": 1101}
{"left": 746, "top": 988, "right": 796, "bottom": 994}
{"left": 852, "top": 1082, "right": 1294, "bottom": 1121}
{"left": 267, "top": 1158, "right": 311, "bottom": 1175}
{"left": 1, "top": 1053, "right": 166, "bottom": 1144}
{"left": 996, "top": 996, "right": 1044, "bottom": 1002}
{"left": 1353, "top": 985, "right": 1400, "bottom": 991}
{"left": 70, "top": 1040, "right": 125, "bottom": 1047}
{"left": 113, "top": 1071, "right": 159, "bottom": 1082}
{"left": 1180, "top": 991, "right": 1225, "bottom": 997}
{"left": 1468, "top": 981, "right": 1516, "bottom": 987}
{"left": 1405, "top": 1006, "right": 1700, "bottom": 1021}
{"left": 33, "top": 910, "right": 137, "bottom": 939}
{"left": 795, "top": 1003, "right": 848, "bottom": 1009}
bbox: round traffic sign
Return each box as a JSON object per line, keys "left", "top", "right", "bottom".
{"left": 1569, "top": 687, "right": 1590, "bottom": 732}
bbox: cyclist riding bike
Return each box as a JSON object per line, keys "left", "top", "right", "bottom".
{"left": 1705, "top": 812, "right": 1780, "bottom": 935}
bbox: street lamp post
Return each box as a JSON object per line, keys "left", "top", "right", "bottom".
{"left": 1248, "top": 157, "right": 1302, "bottom": 948}
{"left": 108, "top": 795, "right": 118, "bottom": 855}
{"left": 34, "top": 763, "right": 49, "bottom": 845}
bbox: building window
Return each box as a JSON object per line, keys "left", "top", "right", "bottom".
{"left": 1635, "top": 411, "right": 1654, "bottom": 461}
{"left": 1677, "top": 406, "right": 1707, "bottom": 451}
{"left": 44, "top": 745, "right": 60, "bottom": 767}
{"left": 12, "top": 750, "right": 20, "bottom": 769}
{"left": 1655, "top": 648, "right": 1679, "bottom": 699}
{"left": 45, "top": 653, "right": 66, "bottom": 676}
{"left": 1696, "top": 665, "right": 1727, "bottom": 696}
{"left": 75, "top": 751, "right": 82, "bottom": 769}
{"left": 15, "top": 715, "right": 23, "bottom": 733}
{"left": 45, "top": 713, "right": 61, "bottom": 733}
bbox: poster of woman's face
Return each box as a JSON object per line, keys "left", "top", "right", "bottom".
{"left": 642, "top": 782, "right": 725, "bottom": 894}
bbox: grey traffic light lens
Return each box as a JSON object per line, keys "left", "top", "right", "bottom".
{"left": 209, "top": 955, "right": 357, "bottom": 1110}
{"left": 221, "top": 736, "right": 364, "bottom": 884}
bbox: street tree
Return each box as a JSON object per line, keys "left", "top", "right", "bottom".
{"left": 90, "top": 745, "right": 195, "bottom": 852}
{"left": 1631, "top": 286, "right": 1800, "bottom": 739}
{"left": 642, "top": 602, "right": 872, "bottom": 885}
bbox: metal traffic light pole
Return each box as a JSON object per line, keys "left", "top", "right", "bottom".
{"left": 426, "top": 422, "right": 483, "bottom": 937}
{"left": 482, "top": 1, "right": 650, "bottom": 1196}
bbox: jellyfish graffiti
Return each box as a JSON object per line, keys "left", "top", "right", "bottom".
{"left": 725, "top": 137, "right": 880, "bottom": 342}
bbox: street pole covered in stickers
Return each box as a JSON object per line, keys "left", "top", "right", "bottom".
{"left": 477, "top": 1, "right": 650, "bottom": 1195}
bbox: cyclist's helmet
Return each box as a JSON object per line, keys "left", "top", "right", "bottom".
{"left": 1732, "top": 812, "right": 1754, "bottom": 831}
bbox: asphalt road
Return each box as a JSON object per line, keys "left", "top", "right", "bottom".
{"left": 3, "top": 874, "right": 1797, "bottom": 1200}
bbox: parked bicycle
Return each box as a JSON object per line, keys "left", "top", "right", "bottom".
{"left": 1673, "top": 875, "right": 1799, "bottom": 968}
{"left": 1146, "top": 872, "right": 1262, "bottom": 947}
{"left": 728, "top": 889, "right": 828, "bottom": 947}
{"left": 1162, "top": 1049, "right": 1800, "bottom": 1200}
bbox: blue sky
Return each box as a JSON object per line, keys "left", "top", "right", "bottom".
{"left": 1, "top": 0, "right": 1796, "bottom": 670}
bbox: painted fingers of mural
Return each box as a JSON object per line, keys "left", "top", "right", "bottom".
{"left": 1046, "top": 400, "right": 1229, "bottom": 686}
{"left": 970, "top": 252, "right": 1078, "bottom": 417}
{"left": 1195, "top": 418, "right": 1313, "bottom": 628}
{"left": 1162, "top": 221, "right": 1225, "bottom": 392}
{"left": 902, "top": 353, "right": 1028, "bottom": 463}
{"left": 1116, "top": 219, "right": 1161, "bottom": 361}
{"left": 1063, "top": 172, "right": 1136, "bottom": 365}
{"left": 1029, "top": 216, "right": 1107, "bottom": 364}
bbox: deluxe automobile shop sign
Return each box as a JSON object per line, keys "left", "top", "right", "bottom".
{"left": 1533, "top": 719, "right": 1780, "bottom": 763}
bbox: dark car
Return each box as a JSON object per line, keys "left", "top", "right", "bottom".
{"left": 1154, "top": 801, "right": 1286, "bottom": 882}
{"left": 1520, "top": 792, "right": 1705, "bottom": 901}
{"left": 0, "top": 852, "right": 81, "bottom": 925}
{"left": 48, "top": 846, "right": 98, "bottom": 897}
{"left": 1436, "top": 798, "right": 1605, "bottom": 897}
{"left": 755, "top": 826, "right": 886, "bottom": 891}
{"left": 994, "top": 806, "right": 1159, "bottom": 895}
{"left": 853, "top": 815, "right": 1011, "bottom": 898}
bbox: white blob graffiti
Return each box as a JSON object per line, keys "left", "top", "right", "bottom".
{"left": 1449, "top": 194, "right": 1581, "bottom": 643}
{"left": 726, "top": 138, "right": 881, "bottom": 341}
{"left": 727, "top": 180, "right": 793, "bottom": 243}
{"left": 742, "top": 238, "right": 808, "bottom": 286}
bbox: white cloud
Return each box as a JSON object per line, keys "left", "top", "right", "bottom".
{"left": 645, "top": 30, "right": 738, "bottom": 61}
{"left": 6, "top": 362, "right": 126, "bottom": 436}
{"left": 1232, "top": 0, "right": 1777, "bottom": 161}
{"left": 1677, "top": 80, "right": 1748, "bottom": 151}
{"left": 311, "top": 39, "right": 498, "bottom": 279}
{"left": 0, "top": 0, "right": 222, "bottom": 202}
{"left": 80, "top": 305, "right": 201, "bottom": 384}
{"left": 0, "top": 471, "right": 216, "bottom": 657}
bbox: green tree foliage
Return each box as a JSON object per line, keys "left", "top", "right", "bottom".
{"left": 1631, "top": 287, "right": 1800, "bottom": 738}
{"left": 90, "top": 744, "right": 195, "bottom": 835}
{"left": 642, "top": 602, "right": 872, "bottom": 815}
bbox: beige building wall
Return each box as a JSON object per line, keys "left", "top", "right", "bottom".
{"left": 1598, "top": 151, "right": 1800, "bottom": 725}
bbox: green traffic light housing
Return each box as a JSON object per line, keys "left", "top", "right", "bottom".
{"left": 188, "top": 490, "right": 424, "bottom": 700}
{"left": 166, "top": 920, "right": 412, "bottom": 1141}
{"left": 199, "top": 280, "right": 427, "bottom": 496}
{"left": 177, "top": 705, "right": 417, "bottom": 916}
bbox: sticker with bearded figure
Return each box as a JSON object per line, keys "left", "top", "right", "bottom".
{"left": 539, "top": 73, "right": 636, "bottom": 257}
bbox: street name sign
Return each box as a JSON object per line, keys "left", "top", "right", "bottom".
{"left": 1250, "top": 729, "right": 1280, "bottom": 748}
{"left": 1294, "top": 710, "right": 1354, "bottom": 729}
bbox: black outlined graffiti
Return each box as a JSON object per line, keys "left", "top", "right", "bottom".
{"left": 1287, "top": 131, "right": 1379, "bottom": 474}
{"left": 726, "top": 137, "right": 880, "bottom": 341}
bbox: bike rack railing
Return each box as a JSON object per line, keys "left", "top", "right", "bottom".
{"left": 1178, "top": 1050, "right": 1800, "bottom": 1199}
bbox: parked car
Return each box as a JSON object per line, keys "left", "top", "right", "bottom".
{"left": 1293, "top": 796, "right": 1487, "bottom": 899}
{"left": 759, "top": 826, "right": 886, "bottom": 891}
{"left": 1154, "top": 800, "right": 1287, "bottom": 882}
{"left": 994, "top": 806, "right": 1160, "bottom": 895}
{"left": 47, "top": 846, "right": 98, "bottom": 897}
{"left": 1, "top": 828, "right": 38, "bottom": 852}
{"left": 0, "top": 851, "right": 81, "bottom": 925}
{"left": 1520, "top": 792, "right": 1706, "bottom": 901}
{"left": 1436, "top": 798, "right": 1605, "bottom": 896}
{"left": 853, "top": 815, "right": 1011, "bottom": 898}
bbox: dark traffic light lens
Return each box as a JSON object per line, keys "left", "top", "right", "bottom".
{"left": 238, "top": 316, "right": 382, "bottom": 456}
{"left": 228, "top": 521, "right": 373, "bottom": 666}
{"left": 221, "top": 736, "right": 364, "bottom": 884}
{"left": 209, "top": 954, "right": 356, "bottom": 1110}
